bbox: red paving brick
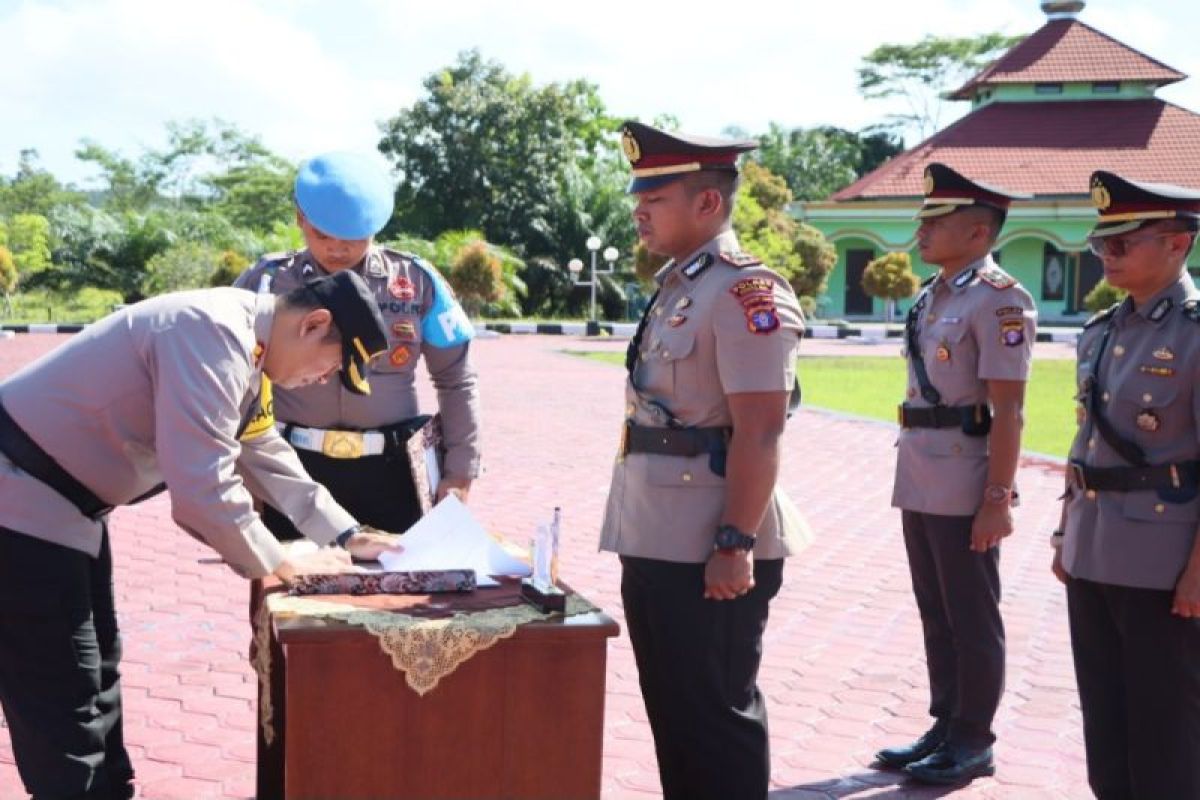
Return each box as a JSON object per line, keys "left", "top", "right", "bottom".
{"left": 0, "top": 332, "right": 1089, "bottom": 798}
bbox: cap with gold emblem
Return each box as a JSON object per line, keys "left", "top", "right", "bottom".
{"left": 916, "top": 162, "right": 1030, "bottom": 219}
{"left": 620, "top": 120, "right": 757, "bottom": 193}
{"left": 302, "top": 270, "right": 389, "bottom": 396}
{"left": 1088, "top": 170, "right": 1200, "bottom": 238}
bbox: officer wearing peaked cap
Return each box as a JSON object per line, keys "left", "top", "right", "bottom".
{"left": 236, "top": 151, "right": 481, "bottom": 540}
{"left": 0, "top": 272, "right": 400, "bottom": 799}
{"left": 875, "top": 163, "right": 1036, "bottom": 786}
{"left": 1054, "top": 170, "right": 1200, "bottom": 799}
{"left": 599, "top": 120, "right": 809, "bottom": 799}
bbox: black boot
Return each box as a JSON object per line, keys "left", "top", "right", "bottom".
{"left": 874, "top": 721, "right": 948, "bottom": 769}
{"left": 905, "top": 741, "right": 995, "bottom": 785}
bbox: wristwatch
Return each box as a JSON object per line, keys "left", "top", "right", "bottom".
{"left": 714, "top": 524, "right": 756, "bottom": 554}
{"left": 1050, "top": 529, "right": 1065, "bottom": 550}
{"left": 335, "top": 524, "right": 363, "bottom": 549}
{"left": 983, "top": 484, "right": 1013, "bottom": 506}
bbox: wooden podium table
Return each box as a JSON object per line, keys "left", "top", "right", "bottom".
{"left": 253, "top": 580, "right": 620, "bottom": 800}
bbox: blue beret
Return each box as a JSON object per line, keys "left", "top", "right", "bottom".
{"left": 294, "top": 152, "right": 394, "bottom": 240}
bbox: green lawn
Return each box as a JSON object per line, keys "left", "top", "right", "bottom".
{"left": 569, "top": 351, "right": 1076, "bottom": 458}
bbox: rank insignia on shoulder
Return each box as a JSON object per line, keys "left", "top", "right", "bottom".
{"left": 1000, "top": 318, "right": 1025, "bottom": 347}
{"left": 389, "top": 345, "right": 411, "bottom": 367}
{"left": 978, "top": 266, "right": 1016, "bottom": 290}
{"left": 719, "top": 250, "right": 762, "bottom": 268}
{"left": 682, "top": 252, "right": 714, "bottom": 279}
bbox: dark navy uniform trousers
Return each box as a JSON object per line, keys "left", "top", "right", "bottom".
{"left": 0, "top": 526, "right": 134, "bottom": 800}
{"left": 620, "top": 555, "right": 783, "bottom": 800}
{"left": 901, "top": 510, "right": 1005, "bottom": 747}
{"left": 1067, "top": 576, "right": 1200, "bottom": 800}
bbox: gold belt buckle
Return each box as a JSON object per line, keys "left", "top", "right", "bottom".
{"left": 322, "top": 430, "right": 365, "bottom": 459}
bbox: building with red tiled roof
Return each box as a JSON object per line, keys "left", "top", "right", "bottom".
{"left": 797, "top": 1, "right": 1200, "bottom": 321}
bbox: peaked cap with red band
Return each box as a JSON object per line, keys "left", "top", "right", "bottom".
{"left": 620, "top": 120, "right": 757, "bottom": 193}
{"left": 1088, "top": 170, "right": 1200, "bottom": 238}
{"left": 916, "top": 162, "right": 1029, "bottom": 220}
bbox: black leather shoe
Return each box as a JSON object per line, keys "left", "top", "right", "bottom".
{"left": 904, "top": 741, "right": 995, "bottom": 785}
{"left": 874, "top": 723, "right": 947, "bottom": 769}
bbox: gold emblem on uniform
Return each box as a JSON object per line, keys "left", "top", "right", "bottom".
{"left": 1139, "top": 365, "right": 1175, "bottom": 377}
{"left": 1153, "top": 346, "right": 1175, "bottom": 361}
{"left": 676, "top": 297, "right": 693, "bottom": 310}
{"left": 667, "top": 314, "right": 687, "bottom": 327}
{"left": 621, "top": 129, "right": 642, "bottom": 163}
{"left": 1136, "top": 409, "right": 1161, "bottom": 432}
{"left": 935, "top": 341, "right": 951, "bottom": 362}
{"left": 923, "top": 171, "right": 934, "bottom": 196}
{"left": 1091, "top": 179, "right": 1111, "bottom": 211}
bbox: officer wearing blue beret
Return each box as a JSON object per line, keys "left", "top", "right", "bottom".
{"left": 236, "top": 152, "right": 481, "bottom": 538}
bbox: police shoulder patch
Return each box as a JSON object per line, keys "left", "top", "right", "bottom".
{"left": 719, "top": 250, "right": 762, "bottom": 268}
{"left": 729, "top": 277, "right": 780, "bottom": 335}
{"left": 1084, "top": 303, "right": 1120, "bottom": 329}
{"left": 977, "top": 265, "right": 1017, "bottom": 290}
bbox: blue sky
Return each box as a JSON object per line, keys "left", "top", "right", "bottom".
{"left": 3, "top": 0, "right": 1198, "bottom": 186}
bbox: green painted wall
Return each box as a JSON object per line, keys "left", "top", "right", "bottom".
{"left": 972, "top": 81, "right": 1155, "bottom": 108}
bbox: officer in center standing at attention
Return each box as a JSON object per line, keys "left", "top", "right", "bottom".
{"left": 1053, "top": 171, "right": 1200, "bottom": 799}
{"left": 599, "top": 120, "right": 809, "bottom": 800}
{"left": 236, "top": 152, "right": 481, "bottom": 538}
{"left": 875, "top": 163, "right": 1036, "bottom": 785}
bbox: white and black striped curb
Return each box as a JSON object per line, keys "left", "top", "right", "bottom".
{"left": 1, "top": 323, "right": 86, "bottom": 334}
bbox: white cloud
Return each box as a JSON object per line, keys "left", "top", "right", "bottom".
{"left": 2, "top": 0, "right": 1198, "bottom": 184}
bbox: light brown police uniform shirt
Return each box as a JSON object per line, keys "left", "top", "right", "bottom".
{"left": 599, "top": 230, "right": 807, "bottom": 563}
{"left": 1063, "top": 274, "right": 1200, "bottom": 591}
{"left": 0, "top": 288, "right": 356, "bottom": 578}
{"left": 892, "top": 256, "right": 1037, "bottom": 516}
{"left": 235, "top": 246, "right": 482, "bottom": 479}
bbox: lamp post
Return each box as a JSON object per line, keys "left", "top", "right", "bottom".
{"left": 568, "top": 235, "right": 618, "bottom": 330}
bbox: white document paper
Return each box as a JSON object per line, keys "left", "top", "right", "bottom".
{"left": 377, "top": 495, "right": 531, "bottom": 587}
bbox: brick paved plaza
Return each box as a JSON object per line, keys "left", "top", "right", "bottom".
{"left": 0, "top": 332, "right": 1089, "bottom": 799}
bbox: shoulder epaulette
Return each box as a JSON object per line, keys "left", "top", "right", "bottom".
{"left": 977, "top": 265, "right": 1017, "bottom": 290}
{"left": 1083, "top": 303, "right": 1120, "bottom": 329}
{"left": 718, "top": 250, "right": 762, "bottom": 269}
{"left": 1182, "top": 299, "right": 1200, "bottom": 322}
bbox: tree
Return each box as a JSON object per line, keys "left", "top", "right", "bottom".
{"left": 209, "top": 250, "right": 250, "bottom": 287}
{"left": 857, "top": 32, "right": 1024, "bottom": 142}
{"left": 754, "top": 123, "right": 903, "bottom": 200}
{"left": 0, "top": 246, "right": 17, "bottom": 314}
{"left": 1084, "top": 279, "right": 1127, "bottom": 313}
{"left": 861, "top": 251, "right": 921, "bottom": 324}
{"left": 447, "top": 241, "right": 505, "bottom": 317}
{"left": 143, "top": 242, "right": 224, "bottom": 296}
{"left": 6, "top": 213, "right": 53, "bottom": 284}
{"left": 377, "top": 50, "right": 624, "bottom": 265}
{"left": 733, "top": 161, "right": 837, "bottom": 304}
{"left": 0, "top": 149, "right": 85, "bottom": 218}
{"left": 633, "top": 241, "right": 669, "bottom": 284}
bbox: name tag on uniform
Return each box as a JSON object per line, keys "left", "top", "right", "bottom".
{"left": 937, "top": 317, "right": 962, "bottom": 325}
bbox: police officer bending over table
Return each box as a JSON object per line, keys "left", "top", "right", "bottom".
{"left": 599, "top": 121, "right": 807, "bottom": 800}
{"left": 875, "top": 163, "right": 1036, "bottom": 785}
{"left": 0, "top": 271, "right": 399, "bottom": 800}
{"left": 1053, "top": 171, "right": 1200, "bottom": 799}
{"left": 236, "top": 152, "right": 480, "bottom": 539}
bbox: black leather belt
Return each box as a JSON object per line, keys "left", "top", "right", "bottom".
{"left": 1067, "top": 459, "right": 1200, "bottom": 493}
{"left": 0, "top": 400, "right": 115, "bottom": 520}
{"left": 898, "top": 403, "right": 989, "bottom": 430}
{"left": 624, "top": 423, "right": 730, "bottom": 458}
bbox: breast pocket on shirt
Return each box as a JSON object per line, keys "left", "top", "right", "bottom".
{"left": 651, "top": 329, "right": 697, "bottom": 397}
{"left": 1110, "top": 381, "right": 1184, "bottom": 451}
{"left": 926, "top": 324, "right": 976, "bottom": 391}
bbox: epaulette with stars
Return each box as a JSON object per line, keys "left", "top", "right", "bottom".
{"left": 718, "top": 251, "right": 762, "bottom": 269}
{"left": 1083, "top": 303, "right": 1120, "bottom": 329}
{"left": 977, "top": 265, "right": 1017, "bottom": 290}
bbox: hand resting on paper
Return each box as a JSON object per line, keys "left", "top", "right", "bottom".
{"left": 274, "top": 546, "right": 353, "bottom": 585}
{"left": 345, "top": 526, "right": 405, "bottom": 561}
